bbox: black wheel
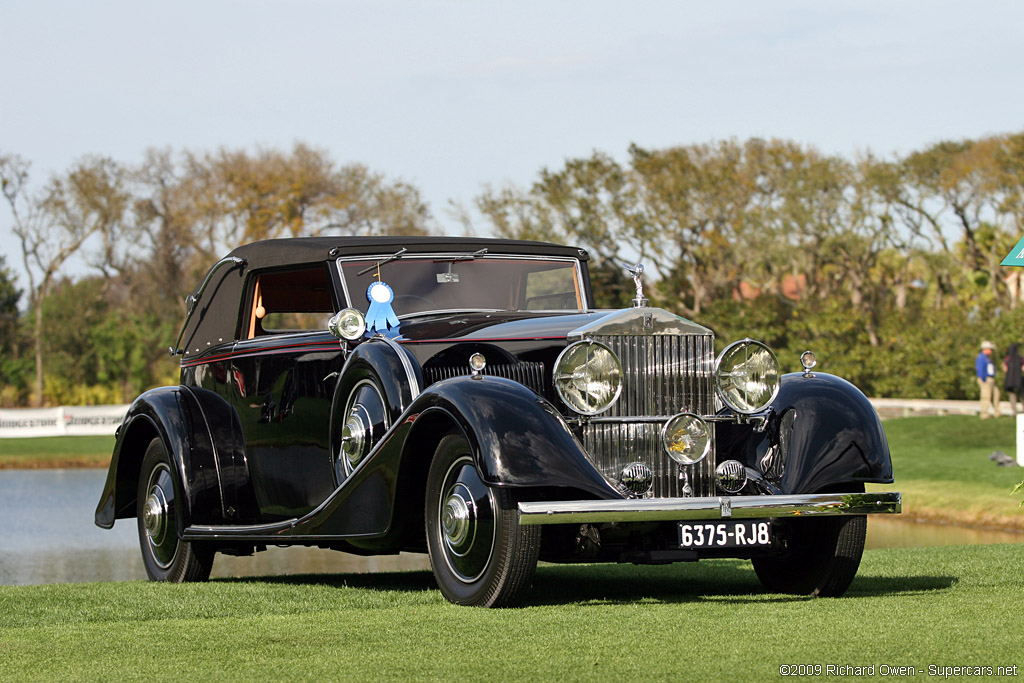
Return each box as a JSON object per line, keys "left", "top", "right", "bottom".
{"left": 751, "top": 515, "right": 866, "bottom": 597}
{"left": 425, "top": 432, "right": 540, "bottom": 607}
{"left": 137, "top": 438, "right": 213, "bottom": 582}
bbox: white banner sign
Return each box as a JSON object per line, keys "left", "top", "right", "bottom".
{"left": 0, "top": 405, "right": 128, "bottom": 439}
{"left": 1017, "top": 414, "right": 1024, "bottom": 467}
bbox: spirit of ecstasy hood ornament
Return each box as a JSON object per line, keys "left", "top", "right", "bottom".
{"left": 620, "top": 262, "right": 648, "bottom": 308}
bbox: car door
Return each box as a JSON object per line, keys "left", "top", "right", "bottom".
{"left": 229, "top": 264, "right": 345, "bottom": 521}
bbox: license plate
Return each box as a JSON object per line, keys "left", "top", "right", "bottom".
{"left": 678, "top": 520, "right": 771, "bottom": 548}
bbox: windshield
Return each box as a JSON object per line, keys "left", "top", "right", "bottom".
{"left": 336, "top": 255, "right": 585, "bottom": 316}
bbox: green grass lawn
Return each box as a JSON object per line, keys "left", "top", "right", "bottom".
{"left": 873, "top": 415, "right": 1024, "bottom": 529}
{"left": 1, "top": 545, "right": 1021, "bottom": 681}
{"left": 0, "top": 435, "right": 114, "bottom": 468}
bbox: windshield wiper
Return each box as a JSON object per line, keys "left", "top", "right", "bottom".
{"left": 357, "top": 248, "right": 408, "bottom": 276}
{"left": 434, "top": 248, "right": 489, "bottom": 262}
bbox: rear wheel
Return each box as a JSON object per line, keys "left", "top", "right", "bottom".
{"left": 137, "top": 438, "right": 213, "bottom": 582}
{"left": 425, "top": 432, "right": 540, "bottom": 607}
{"left": 752, "top": 514, "right": 866, "bottom": 597}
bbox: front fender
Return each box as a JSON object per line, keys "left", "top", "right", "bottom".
{"left": 717, "top": 372, "right": 893, "bottom": 494}
{"left": 406, "top": 376, "right": 620, "bottom": 498}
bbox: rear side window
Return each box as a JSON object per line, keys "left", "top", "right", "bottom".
{"left": 244, "top": 266, "right": 335, "bottom": 338}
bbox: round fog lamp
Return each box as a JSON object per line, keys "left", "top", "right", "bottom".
{"left": 329, "top": 308, "right": 366, "bottom": 341}
{"left": 715, "top": 460, "right": 748, "bottom": 493}
{"left": 620, "top": 462, "right": 654, "bottom": 496}
{"left": 661, "top": 413, "right": 710, "bottom": 465}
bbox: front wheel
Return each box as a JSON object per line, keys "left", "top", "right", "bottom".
{"left": 425, "top": 432, "right": 540, "bottom": 607}
{"left": 751, "top": 514, "right": 866, "bottom": 597}
{"left": 136, "top": 438, "right": 214, "bottom": 582}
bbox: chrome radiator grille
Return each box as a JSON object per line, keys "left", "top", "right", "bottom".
{"left": 593, "top": 334, "right": 716, "bottom": 417}
{"left": 583, "top": 334, "right": 717, "bottom": 498}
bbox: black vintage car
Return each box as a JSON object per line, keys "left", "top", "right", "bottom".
{"left": 96, "top": 236, "right": 900, "bottom": 606}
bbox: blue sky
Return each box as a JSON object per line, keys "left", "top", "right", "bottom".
{"left": 2, "top": 0, "right": 1022, "bottom": 285}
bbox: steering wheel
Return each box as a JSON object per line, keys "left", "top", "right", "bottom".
{"left": 393, "top": 294, "right": 435, "bottom": 311}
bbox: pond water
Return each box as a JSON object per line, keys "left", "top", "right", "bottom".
{"left": 1, "top": 469, "right": 1020, "bottom": 586}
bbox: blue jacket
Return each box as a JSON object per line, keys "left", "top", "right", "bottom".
{"left": 976, "top": 352, "right": 996, "bottom": 380}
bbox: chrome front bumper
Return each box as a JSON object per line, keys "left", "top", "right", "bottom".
{"left": 517, "top": 491, "right": 901, "bottom": 526}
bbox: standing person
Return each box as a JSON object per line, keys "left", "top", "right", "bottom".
{"left": 976, "top": 341, "right": 1000, "bottom": 419}
{"left": 1003, "top": 343, "right": 1024, "bottom": 415}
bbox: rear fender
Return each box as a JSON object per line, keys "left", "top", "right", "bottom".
{"left": 94, "top": 386, "right": 247, "bottom": 529}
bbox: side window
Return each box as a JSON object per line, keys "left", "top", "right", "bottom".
{"left": 245, "top": 266, "right": 335, "bottom": 339}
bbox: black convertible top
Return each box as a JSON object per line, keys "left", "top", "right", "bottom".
{"left": 176, "top": 236, "right": 587, "bottom": 358}
{"left": 226, "top": 236, "right": 587, "bottom": 271}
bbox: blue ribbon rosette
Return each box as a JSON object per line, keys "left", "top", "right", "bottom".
{"left": 365, "top": 281, "right": 400, "bottom": 334}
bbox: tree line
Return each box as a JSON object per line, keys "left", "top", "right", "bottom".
{"left": 1, "top": 133, "right": 1022, "bottom": 407}
{"left": 478, "top": 134, "right": 1024, "bottom": 400}
{"left": 0, "top": 144, "right": 430, "bottom": 406}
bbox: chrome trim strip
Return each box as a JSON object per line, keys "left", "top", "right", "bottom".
{"left": 376, "top": 335, "right": 421, "bottom": 400}
{"left": 517, "top": 492, "right": 902, "bottom": 525}
{"left": 184, "top": 520, "right": 296, "bottom": 539}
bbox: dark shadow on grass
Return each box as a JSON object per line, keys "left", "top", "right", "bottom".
{"left": 530, "top": 562, "right": 958, "bottom": 606}
{"left": 213, "top": 570, "right": 438, "bottom": 593}
{"left": 529, "top": 563, "right": 958, "bottom": 606}
{"left": 845, "top": 573, "right": 957, "bottom": 597}
{"left": 210, "top": 561, "right": 957, "bottom": 607}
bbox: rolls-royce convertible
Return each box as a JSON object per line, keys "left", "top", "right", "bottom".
{"left": 95, "top": 236, "right": 900, "bottom": 606}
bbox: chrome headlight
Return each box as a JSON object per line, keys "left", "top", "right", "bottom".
{"left": 662, "top": 412, "right": 711, "bottom": 465}
{"left": 328, "top": 308, "right": 366, "bottom": 341}
{"left": 554, "top": 340, "right": 622, "bottom": 415}
{"left": 715, "top": 339, "right": 780, "bottom": 414}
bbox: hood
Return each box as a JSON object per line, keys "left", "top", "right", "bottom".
{"left": 392, "top": 308, "right": 713, "bottom": 344}
{"left": 393, "top": 311, "right": 606, "bottom": 343}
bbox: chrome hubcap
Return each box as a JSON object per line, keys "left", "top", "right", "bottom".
{"left": 442, "top": 489, "right": 472, "bottom": 548}
{"left": 436, "top": 455, "right": 496, "bottom": 583}
{"left": 143, "top": 490, "right": 168, "bottom": 544}
{"left": 341, "top": 406, "right": 369, "bottom": 467}
{"left": 337, "top": 380, "right": 389, "bottom": 481}
{"left": 142, "top": 463, "right": 177, "bottom": 569}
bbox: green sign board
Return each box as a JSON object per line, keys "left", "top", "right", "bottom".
{"left": 1003, "top": 236, "right": 1024, "bottom": 267}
